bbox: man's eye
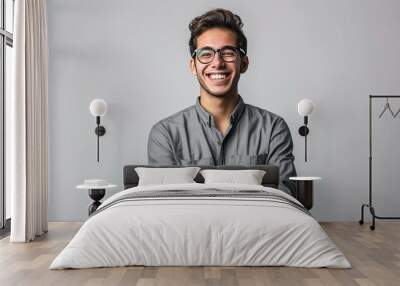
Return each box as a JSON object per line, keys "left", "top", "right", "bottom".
{"left": 222, "top": 51, "right": 235, "bottom": 57}
{"left": 199, "top": 52, "right": 213, "bottom": 58}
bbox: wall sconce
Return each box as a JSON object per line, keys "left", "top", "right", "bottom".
{"left": 89, "top": 99, "right": 107, "bottom": 162}
{"left": 297, "top": 99, "right": 315, "bottom": 162}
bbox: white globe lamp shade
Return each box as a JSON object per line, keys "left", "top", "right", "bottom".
{"left": 90, "top": 99, "right": 107, "bottom": 117}
{"left": 297, "top": 99, "right": 314, "bottom": 116}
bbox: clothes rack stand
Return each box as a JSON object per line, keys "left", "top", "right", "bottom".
{"left": 359, "top": 95, "right": 400, "bottom": 230}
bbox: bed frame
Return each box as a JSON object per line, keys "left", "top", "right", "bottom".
{"left": 123, "top": 165, "right": 279, "bottom": 190}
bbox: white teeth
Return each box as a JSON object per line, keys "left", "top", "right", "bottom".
{"left": 209, "top": 74, "right": 227, "bottom": 80}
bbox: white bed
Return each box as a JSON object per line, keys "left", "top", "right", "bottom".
{"left": 50, "top": 183, "right": 351, "bottom": 269}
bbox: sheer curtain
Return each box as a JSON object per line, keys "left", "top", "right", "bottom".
{"left": 9, "top": 0, "right": 48, "bottom": 242}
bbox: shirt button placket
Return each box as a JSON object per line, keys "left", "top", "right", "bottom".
{"left": 217, "top": 141, "right": 225, "bottom": 165}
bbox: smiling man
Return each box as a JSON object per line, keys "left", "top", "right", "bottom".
{"left": 147, "top": 9, "right": 297, "bottom": 195}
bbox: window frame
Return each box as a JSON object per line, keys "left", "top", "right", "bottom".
{"left": 0, "top": 0, "right": 14, "bottom": 231}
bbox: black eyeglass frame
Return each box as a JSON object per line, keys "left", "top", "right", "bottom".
{"left": 191, "top": 46, "right": 247, "bottom": 64}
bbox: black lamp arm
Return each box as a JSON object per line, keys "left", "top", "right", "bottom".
{"left": 298, "top": 116, "right": 310, "bottom": 162}
{"left": 93, "top": 116, "right": 106, "bottom": 162}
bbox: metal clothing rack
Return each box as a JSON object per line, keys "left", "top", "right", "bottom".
{"left": 359, "top": 95, "right": 400, "bottom": 230}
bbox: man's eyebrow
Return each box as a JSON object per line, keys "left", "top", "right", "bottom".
{"left": 197, "top": 46, "right": 213, "bottom": 50}
{"left": 197, "top": 45, "right": 237, "bottom": 50}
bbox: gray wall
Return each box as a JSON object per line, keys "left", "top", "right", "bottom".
{"left": 47, "top": 0, "right": 400, "bottom": 221}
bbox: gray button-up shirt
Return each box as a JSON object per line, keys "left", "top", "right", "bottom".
{"left": 147, "top": 96, "right": 297, "bottom": 195}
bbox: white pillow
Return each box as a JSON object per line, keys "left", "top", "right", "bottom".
{"left": 135, "top": 167, "right": 201, "bottom": 186}
{"left": 200, "top": 169, "right": 266, "bottom": 185}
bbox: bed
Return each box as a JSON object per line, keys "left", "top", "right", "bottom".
{"left": 50, "top": 165, "right": 350, "bottom": 269}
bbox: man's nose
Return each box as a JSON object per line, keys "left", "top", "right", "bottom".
{"left": 211, "top": 52, "right": 225, "bottom": 67}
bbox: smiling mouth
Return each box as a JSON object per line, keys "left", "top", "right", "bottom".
{"left": 205, "top": 72, "right": 230, "bottom": 82}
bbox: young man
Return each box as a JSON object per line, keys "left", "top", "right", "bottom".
{"left": 147, "top": 9, "right": 297, "bottom": 195}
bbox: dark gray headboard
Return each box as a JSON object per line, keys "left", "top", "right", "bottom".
{"left": 123, "top": 165, "right": 279, "bottom": 189}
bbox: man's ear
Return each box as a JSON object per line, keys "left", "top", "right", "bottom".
{"left": 240, "top": 55, "right": 249, "bottom": 73}
{"left": 190, "top": 58, "right": 197, "bottom": 75}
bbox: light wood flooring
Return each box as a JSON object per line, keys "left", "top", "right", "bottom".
{"left": 0, "top": 222, "right": 399, "bottom": 286}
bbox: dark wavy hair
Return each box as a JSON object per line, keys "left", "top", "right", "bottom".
{"left": 189, "top": 8, "right": 247, "bottom": 56}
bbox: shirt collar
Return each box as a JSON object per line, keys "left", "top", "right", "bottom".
{"left": 195, "top": 95, "right": 246, "bottom": 127}
{"left": 230, "top": 96, "right": 246, "bottom": 124}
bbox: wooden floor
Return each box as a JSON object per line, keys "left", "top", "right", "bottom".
{"left": 0, "top": 222, "right": 399, "bottom": 286}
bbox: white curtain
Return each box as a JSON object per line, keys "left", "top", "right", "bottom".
{"left": 9, "top": 0, "right": 49, "bottom": 242}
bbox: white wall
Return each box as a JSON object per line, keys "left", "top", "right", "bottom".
{"left": 47, "top": 0, "right": 400, "bottom": 221}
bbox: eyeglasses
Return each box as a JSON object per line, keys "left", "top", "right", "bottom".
{"left": 192, "top": 46, "right": 246, "bottom": 64}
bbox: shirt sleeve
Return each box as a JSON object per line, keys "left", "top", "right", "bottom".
{"left": 267, "top": 117, "right": 297, "bottom": 196}
{"left": 147, "top": 122, "right": 177, "bottom": 165}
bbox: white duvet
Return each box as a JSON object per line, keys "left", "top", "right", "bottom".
{"left": 50, "top": 183, "right": 351, "bottom": 269}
